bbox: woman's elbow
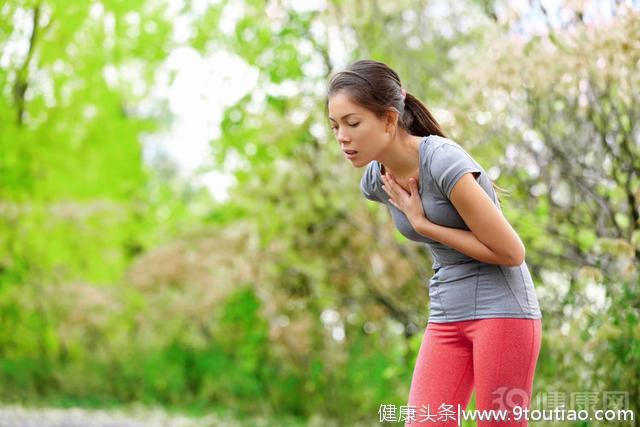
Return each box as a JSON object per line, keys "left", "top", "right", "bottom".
{"left": 504, "top": 244, "right": 525, "bottom": 266}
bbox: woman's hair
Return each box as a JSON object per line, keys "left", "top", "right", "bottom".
{"left": 325, "top": 59, "right": 509, "bottom": 202}
{"left": 325, "top": 59, "right": 446, "bottom": 138}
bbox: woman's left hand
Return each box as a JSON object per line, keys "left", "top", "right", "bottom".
{"left": 381, "top": 171, "right": 426, "bottom": 226}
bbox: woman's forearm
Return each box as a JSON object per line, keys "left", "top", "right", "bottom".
{"left": 411, "top": 216, "right": 521, "bottom": 266}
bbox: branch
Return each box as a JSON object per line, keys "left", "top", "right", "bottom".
{"left": 13, "top": 4, "right": 40, "bottom": 126}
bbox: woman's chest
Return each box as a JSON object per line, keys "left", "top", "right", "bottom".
{"left": 386, "top": 176, "right": 497, "bottom": 243}
{"left": 386, "top": 189, "right": 469, "bottom": 244}
{"left": 421, "top": 180, "right": 470, "bottom": 229}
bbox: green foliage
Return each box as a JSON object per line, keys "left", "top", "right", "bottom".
{"left": 1, "top": 0, "right": 639, "bottom": 425}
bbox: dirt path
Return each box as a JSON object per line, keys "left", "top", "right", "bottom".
{"left": 0, "top": 404, "right": 239, "bottom": 427}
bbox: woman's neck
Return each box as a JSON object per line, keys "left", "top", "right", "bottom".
{"left": 378, "top": 133, "right": 424, "bottom": 179}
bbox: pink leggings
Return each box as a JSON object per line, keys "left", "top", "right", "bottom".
{"left": 406, "top": 318, "right": 542, "bottom": 426}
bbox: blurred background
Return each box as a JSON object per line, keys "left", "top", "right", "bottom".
{"left": 0, "top": 0, "right": 639, "bottom": 426}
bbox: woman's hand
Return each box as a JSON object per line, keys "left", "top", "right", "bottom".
{"left": 381, "top": 171, "right": 428, "bottom": 227}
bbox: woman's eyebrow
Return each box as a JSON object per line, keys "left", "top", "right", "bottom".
{"left": 329, "top": 113, "right": 358, "bottom": 121}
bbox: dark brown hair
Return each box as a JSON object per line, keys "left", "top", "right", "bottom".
{"left": 325, "top": 59, "right": 508, "bottom": 202}
{"left": 325, "top": 59, "right": 446, "bottom": 138}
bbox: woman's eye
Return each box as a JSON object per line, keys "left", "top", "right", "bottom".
{"left": 330, "top": 123, "right": 358, "bottom": 131}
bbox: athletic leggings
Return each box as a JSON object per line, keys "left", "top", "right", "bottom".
{"left": 405, "top": 317, "right": 542, "bottom": 426}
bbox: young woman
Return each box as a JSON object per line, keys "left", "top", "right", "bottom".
{"left": 325, "top": 59, "right": 542, "bottom": 426}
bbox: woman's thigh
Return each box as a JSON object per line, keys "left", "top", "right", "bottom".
{"left": 463, "top": 318, "right": 542, "bottom": 426}
{"left": 406, "top": 321, "right": 475, "bottom": 426}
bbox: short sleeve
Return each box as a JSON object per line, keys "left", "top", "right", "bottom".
{"left": 360, "top": 162, "right": 383, "bottom": 202}
{"left": 429, "top": 142, "right": 482, "bottom": 199}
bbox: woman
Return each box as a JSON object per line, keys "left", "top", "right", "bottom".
{"left": 325, "top": 59, "right": 542, "bottom": 426}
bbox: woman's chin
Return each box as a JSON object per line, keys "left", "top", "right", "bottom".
{"left": 345, "top": 155, "right": 367, "bottom": 167}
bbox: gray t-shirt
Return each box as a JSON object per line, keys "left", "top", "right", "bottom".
{"left": 360, "top": 134, "right": 542, "bottom": 323}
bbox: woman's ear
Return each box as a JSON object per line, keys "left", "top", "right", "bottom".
{"left": 384, "top": 110, "right": 398, "bottom": 133}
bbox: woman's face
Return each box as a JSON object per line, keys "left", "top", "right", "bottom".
{"left": 327, "top": 91, "right": 391, "bottom": 167}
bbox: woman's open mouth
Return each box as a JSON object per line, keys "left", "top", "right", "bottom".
{"left": 343, "top": 149, "right": 358, "bottom": 159}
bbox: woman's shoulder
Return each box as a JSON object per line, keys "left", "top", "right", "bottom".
{"left": 423, "top": 135, "right": 484, "bottom": 199}
{"left": 424, "top": 134, "right": 467, "bottom": 156}
{"left": 360, "top": 161, "right": 383, "bottom": 202}
{"left": 425, "top": 135, "right": 479, "bottom": 164}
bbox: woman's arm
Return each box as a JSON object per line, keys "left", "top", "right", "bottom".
{"left": 381, "top": 166, "right": 525, "bottom": 266}
{"left": 410, "top": 173, "right": 526, "bottom": 267}
{"left": 411, "top": 216, "right": 521, "bottom": 266}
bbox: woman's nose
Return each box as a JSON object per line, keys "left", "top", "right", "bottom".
{"left": 337, "top": 128, "right": 350, "bottom": 142}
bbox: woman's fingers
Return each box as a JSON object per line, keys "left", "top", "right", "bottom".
{"left": 383, "top": 173, "right": 395, "bottom": 189}
{"left": 410, "top": 178, "right": 418, "bottom": 195}
{"left": 382, "top": 176, "right": 395, "bottom": 196}
{"left": 384, "top": 173, "right": 407, "bottom": 196}
{"left": 381, "top": 176, "right": 393, "bottom": 200}
{"left": 382, "top": 184, "right": 392, "bottom": 198}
